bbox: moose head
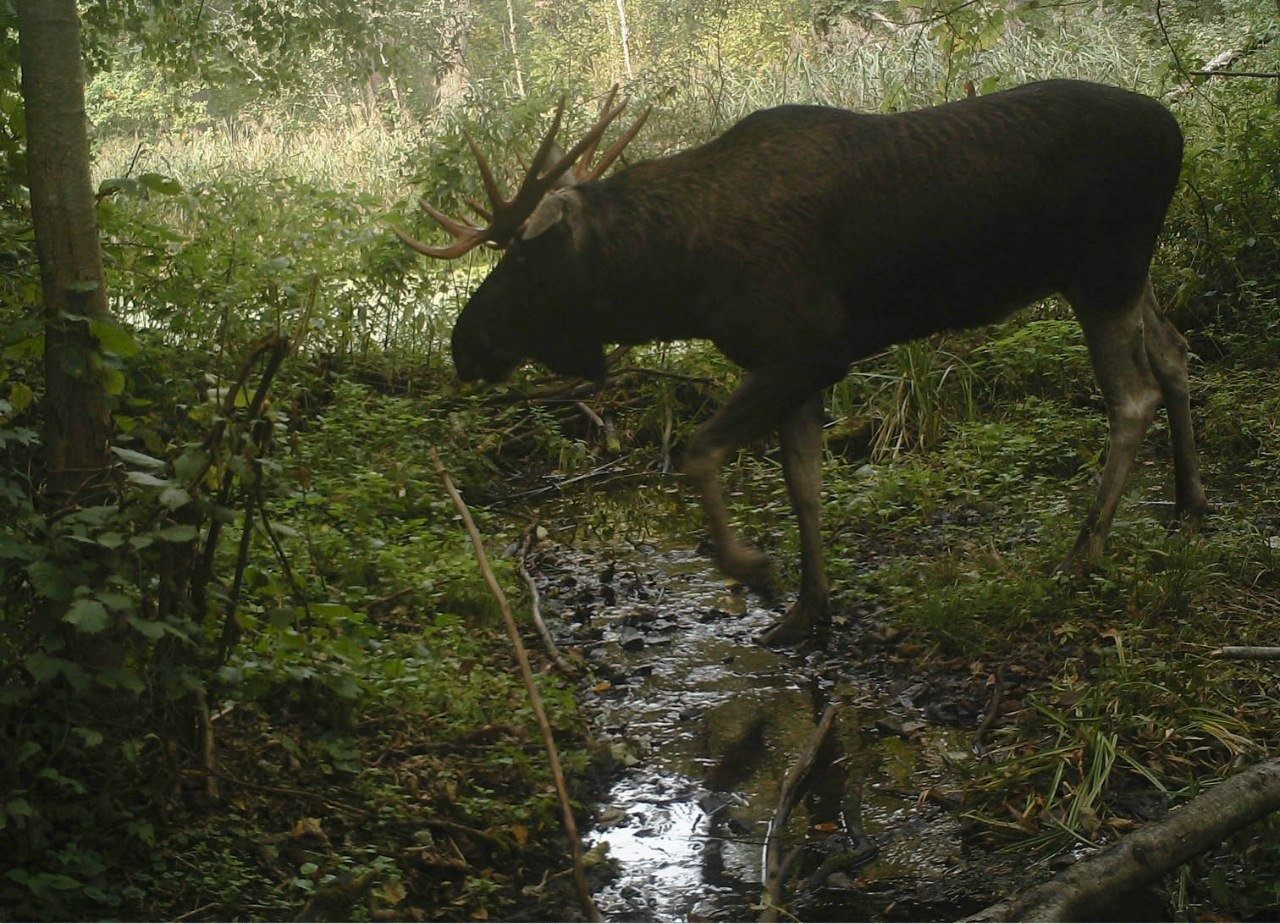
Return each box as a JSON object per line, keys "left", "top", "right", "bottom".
{"left": 397, "top": 89, "right": 650, "bottom": 384}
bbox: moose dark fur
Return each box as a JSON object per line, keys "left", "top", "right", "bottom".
{"left": 412, "top": 79, "right": 1210, "bottom": 645}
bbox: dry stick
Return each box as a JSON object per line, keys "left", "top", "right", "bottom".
{"left": 430, "top": 449, "right": 601, "bottom": 923}
{"left": 760, "top": 702, "right": 842, "bottom": 923}
{"left": 972, "top": 666, "right": 1006, "bottom": 759}
{"left": 966, "top": 756, "right": 1280, "bottom": 922}
{"left": 1210, "top": 646, "right": 1280, "bottom": 660}
{"left": 516, "top": 524, "right": 579, "bottom": 676}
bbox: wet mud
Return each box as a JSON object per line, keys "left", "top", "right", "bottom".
{"left": 529, "top": 508, "right": 1030, "bottom": 922}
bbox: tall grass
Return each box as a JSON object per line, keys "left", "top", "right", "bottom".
{"left": 88, "top": 4, "right": 1274, "bottom": 390}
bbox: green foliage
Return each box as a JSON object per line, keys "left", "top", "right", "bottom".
{"left": 4, "top": 0, "right": 1280, "bottom": 917}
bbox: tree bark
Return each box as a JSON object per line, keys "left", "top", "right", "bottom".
{"left": 967, "top": 756, "right": 1280, "bottom": 922}
{"left": 18, "top": 0, "right": 111, "bottom": 505}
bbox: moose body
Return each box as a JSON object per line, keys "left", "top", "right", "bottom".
{"left": 412, "top": 79, "right": 1210, "bottom": 644}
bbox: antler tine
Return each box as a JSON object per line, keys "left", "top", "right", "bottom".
{"left": 526, "top": 95, "right": 628, "bottom": 200}
{"left": 391, "top": 196, "right": 487, "bottom": 260}
{"left": 419, "top": 197, "right": 482, "bottom": 238}
{"left": 573, "top": 86, "right": 620, "bottom": 181}
{"left": 578, "top": 103, "right": 651, "bottom": 182}
{"left": 462, "top": 195, "right": 493, "bottom": 222}
{"left": 527, "top": 96, "right": 568, "bottom": 181}
{"left": 463, "top": 131, "right": 508, "bottom": 212}
{"left": 393, "top": 226, "right": 484, "bottom": 260}
{"left": 400, "top": 90, "right": 649, "bottom": 258}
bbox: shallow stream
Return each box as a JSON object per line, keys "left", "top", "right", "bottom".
{"left": 531, "top": 497, "right": 1021, "bottom": 921}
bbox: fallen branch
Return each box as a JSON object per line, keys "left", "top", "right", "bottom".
{"left": 1210, "top": 646, "right": 1280, "bottom": 660}
{"left": 760, "top": 702, "right": 841, "bottom": 922}
{"left": 967, "top": 756, "right": 1280, "bottom": 922}
{"left": 517, "top": 523, "right": 579, "bottom": 677}
{"left": 431, "top": 449, "right": 601, "bottom": 923}
{"left": 1192, "top": 69, "right": 1280, "bottom": 78}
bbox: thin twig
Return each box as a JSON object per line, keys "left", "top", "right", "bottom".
{"left": 1191, "top": 69, "right": 1280, "bottom": 78}
{"left": 431, "top": 449, "right": 601, "bottom": 923}
{"left": 972, "top": 666, "right": 1006, "bottom": 758}
{"left": 760, "top": 702, "right": 841, "bottom": 922}
{"left": 195, "top": 687, "right": 219, "bottom": 800}
{"left": 517, "top": 523, "right": 579, "bottom": 676}
{"left": 1210, "top": 646, "right": 1280, "bottom": 660}
{"left": 173, "top": 900, "right": 219, "bottom": 922}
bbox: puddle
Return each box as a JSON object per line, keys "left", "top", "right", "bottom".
{"left": 530, "top": 510, "right": 1020, "bottom": 922}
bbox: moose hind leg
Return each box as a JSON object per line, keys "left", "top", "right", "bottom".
{"left": 760, "top": 394, "right": 829, "bottom": 647}
{"left": 1140, "top": 279, "right": 1211, "bottom": 523}
{"left": 684, "top": 370, "right": 832, "bottom": 595}
{"left": 1062, "top": 289, "right": 1162, "bottom": 573}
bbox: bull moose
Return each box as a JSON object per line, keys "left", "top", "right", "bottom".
{"left": 399, "top": 80, "right": 1210, "bottom": 645}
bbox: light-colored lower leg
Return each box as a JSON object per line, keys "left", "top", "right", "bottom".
{"left": 1140, "top": 279, "right": 1210, "bottom": 520}
{"left": 1063, "top": 296, "right": 1162, "bottom": 572}
{"left": 760, "top": 395, "right": 829, "bottom": 646}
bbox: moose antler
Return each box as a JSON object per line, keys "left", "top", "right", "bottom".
{"left": 570, "top": 87, "right": 653, "bottom": 184}
{"left": 396, "top": 89, "right": 650, "bottom": 260}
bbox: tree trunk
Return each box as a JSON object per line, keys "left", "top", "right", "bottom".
{"left": 615, "top": 0, "right": 634, "bottom": 80}
{"left": 18, "top": 0, "right": 111, "bottom": 506}
{"left": 505, "top": 0, "right": 526, "bottom": 97}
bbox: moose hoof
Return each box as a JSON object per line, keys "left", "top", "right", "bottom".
{"left": 1054, "top": 551, "right": 1100, "bottom": 578}
{"left": 758, "top": 617, "right": 812, "bottom": 648}
{"left": 719, "top": 546, "right": 775, "bottom": 597}
{"left": 757, "top": 602, "right": 826, "bottom": 648}
{"left": 1173, "top": 500, "right": 1214, "bottom": 532}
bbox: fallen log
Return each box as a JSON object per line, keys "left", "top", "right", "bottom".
{"left": 967, "top": 756, "right": 1280, "bottom": 922}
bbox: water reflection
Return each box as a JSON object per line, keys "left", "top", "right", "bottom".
{"left": 534, "top": 498, "right": 1000, "bottom": 921}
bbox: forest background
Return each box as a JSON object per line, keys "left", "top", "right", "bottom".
{"left": 1, "top": 0, "right": 1278, "bottom": 919}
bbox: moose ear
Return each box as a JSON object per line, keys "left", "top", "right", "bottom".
{"left": 543, "top": 142, "right": 579, "bottom": 189}
{"left": 522, "top": 189, "right": 582, "bottom": 242}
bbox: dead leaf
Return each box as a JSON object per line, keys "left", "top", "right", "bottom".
{"left": 290, "top": 816, "right": 328, "bottom": 843}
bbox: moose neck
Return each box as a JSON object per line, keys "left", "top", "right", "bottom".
{"left": 574, "top": 168, "right": 716, "bottom": 347}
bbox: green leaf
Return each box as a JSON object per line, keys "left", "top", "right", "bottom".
{"left": 3, "top": 334, "right": 43, "bottom": 361}
{"left": 64, "top": 598, "right": 109, "bottom": 633}
{"left": 90, "top": 318, "right": 141, "bottom": 357}
{"left": 126, "top": 470, "right": 169, "bottom": 487}
{"left": 138, "top": 172, "right": 182, "bottom": 195}
{"left": 156, "top": 524, "right": 198, "bottom": 542}
{"left": 127, "top": 616, "right": 166, "bottom": 640}
{"left": 97, "top": 592, "right": 133, "bottom": 611}
{"left": 174, "top": 448, "right": 210, "bottom": 483}
{"left": 8, "top": 382, "right": 33, "bottom": 414}
{"left": 24, "top": 651, "right": 63, "bottom": 682}
{"left": 159, "top": 485, "right": 192, "bottom": 509}
{"left": 111, "top": 445, "right": 165, "bottom": 469}
{"left": 103, "top": 366, "right": 125, "bottom": 396}
{"left": 267, "top": 606, "right": 296, "bottom": 627}
{"left": 96, "top": 666, "right": 144, "bottom": 693}
{"left": 73, "top": 727, "right": 104, "bottom": 748}
{"left": 26, "top": 561, "right": 69, "bottom": 602}
{"left": 6, "top": 798, "right": 33, "bottom": 819}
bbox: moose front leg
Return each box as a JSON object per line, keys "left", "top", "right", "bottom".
{"left": 684, "top": 368, "right": 836, "bottom": 600}
{"left": 759, "top": 394, "right": 829, "bottom": 647}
